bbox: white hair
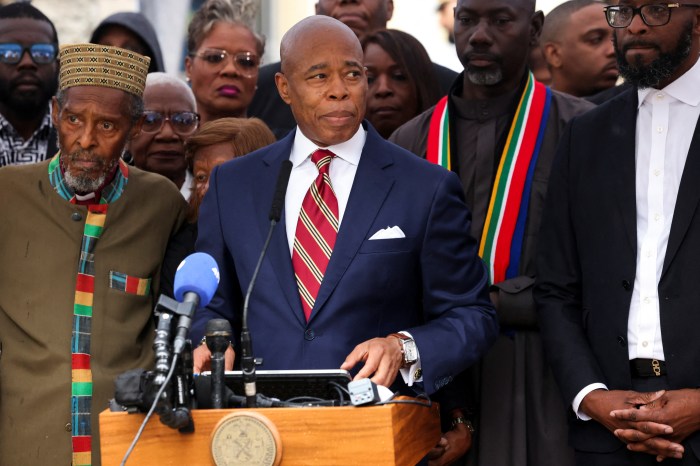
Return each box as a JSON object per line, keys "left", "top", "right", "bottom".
{"left": 144, "top": 72, "right": 196, "bottom": 109}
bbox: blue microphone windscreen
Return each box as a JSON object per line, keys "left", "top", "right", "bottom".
{"left": 174, "top": 252, "right": 220, "bottom": 307}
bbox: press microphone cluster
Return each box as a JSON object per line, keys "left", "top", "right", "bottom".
{"left": 149, "top": 252, "right": 220, "bottom": 429}
{"left": 116, "top": 252, "right": 221, "bottom": 465}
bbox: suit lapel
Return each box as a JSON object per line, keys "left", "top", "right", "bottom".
{"left": 662, "top": 120, "right": 700, "bottom": 278}
{"left": 256, "top": 132, "right": 306, "bottom": 326}
{"left": 309, "top": 126, "right": 395, "bottom": 321}
{"left": 611, "top": 91, "right": 639, "bottom": 255}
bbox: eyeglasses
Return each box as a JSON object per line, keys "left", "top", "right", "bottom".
{"left": 604, "top": 3, "right": 700, "bottom": 28}
{"left": 141, "top": 111, "right": 200, "bottom": 136}
{"left": 0, "top": 43, "right": 57, "bottom": 65}
{"left": 190, "top": 49, "right": 260, "bottom": 78}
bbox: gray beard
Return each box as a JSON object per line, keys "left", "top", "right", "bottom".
{"left": 467, "top": 68, "right": 503, "bottom": 86}
{"left": 64, "top": 168, "right": 108, "bottom": 194}
{"left": 59, "top": 132, "right": 124, "bottom": 193}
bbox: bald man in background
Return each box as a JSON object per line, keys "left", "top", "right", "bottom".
{"left": 540, "top": 0, "right": 618, "bottom": 98}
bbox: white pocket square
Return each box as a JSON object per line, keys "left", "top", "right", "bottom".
{"left": 369, "top": 226, "right": 406, "bottom": 240}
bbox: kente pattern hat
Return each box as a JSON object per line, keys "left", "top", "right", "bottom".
{"left": 58, "top": 44, "right": 150, "bottom": 97}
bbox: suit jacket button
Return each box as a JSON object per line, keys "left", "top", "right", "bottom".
{"left": 65, "top": 422, "right": 72, "bottom": 432}
{"left": 304, "top": 329, "right": 315, "bottom": 341}
{"left": 622, "top": 280, "right": 631, "bottom": 290}
{"left": 71, "top": 212, "right": 82, "bottom": 222}
{"left": 617, "top": 335, "right": 626, "bottom": 347}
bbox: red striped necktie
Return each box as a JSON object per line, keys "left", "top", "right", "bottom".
{"left": 292, "top": 149, "right": 339, "bottom": 321}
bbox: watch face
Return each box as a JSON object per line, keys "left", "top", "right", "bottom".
{"left": 404, "top": 340, "right": 418, "bottom": 364}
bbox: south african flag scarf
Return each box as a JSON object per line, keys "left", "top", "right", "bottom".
{"left": 426, "top": 72, "right": 552, "bottom": 284}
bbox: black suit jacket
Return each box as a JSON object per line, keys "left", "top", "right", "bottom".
{"left": 534, "top": 87, "right": 700, "bottom": 455}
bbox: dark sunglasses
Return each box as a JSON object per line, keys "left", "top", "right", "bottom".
{"left": 141, "top": 111, "right": 200, "bottom": 136}
{"left": 0, "top": 43, "right": 57, "bottom": 65}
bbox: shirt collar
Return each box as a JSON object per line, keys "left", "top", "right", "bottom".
{"left": 0, "top": 102, "right": 52, "bottom": 136}
{"left": 638, "top": 55, "right": 700, "bottom": 108}
{"left": 290, "top": 124, "right": 366, "bottom": 168}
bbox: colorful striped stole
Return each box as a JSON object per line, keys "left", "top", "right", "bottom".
{"left": 48, "top": 153, "right": 129, "bottom": 466}
{"left": 71, "top": 204, "right": 107, "bottom": 466}
{"left": 426, "top": 72, "right": 551, "bottom": 284}
{"left": 427, "top": 96, "right": 451, "bottom": 170}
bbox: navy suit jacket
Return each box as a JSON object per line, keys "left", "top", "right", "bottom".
{"left": 535, "top": 88, "right": 700, "bottom": 456}
{"left": 191, "top": 123, "right": 498, "bottom": 394}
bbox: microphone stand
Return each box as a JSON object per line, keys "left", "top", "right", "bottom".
{"left": 151, "top": 295, "right": 197, "bottom": 430}
{"left": 240, "top": 223, "right": 275, "bottom": 408}
{"left": 205, "top": 319, "right": 232, "bottom": 409}
{"left": 240, "top": 160, "right": 293, "bottom": 408}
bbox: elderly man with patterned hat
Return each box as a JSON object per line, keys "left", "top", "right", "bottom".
{"left": 0, "top": 44, "right": 187, "bottom": 466}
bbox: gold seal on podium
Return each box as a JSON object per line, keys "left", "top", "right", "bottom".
{"left": 210, "top": 411, "right": 283, "bottom": 466}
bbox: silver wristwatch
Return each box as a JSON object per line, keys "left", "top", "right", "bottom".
{"left": 389, "top": 333, "right": 418, "bottom": 367}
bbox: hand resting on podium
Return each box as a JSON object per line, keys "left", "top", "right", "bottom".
{"left": 192, "top": 335, "right": 404, "bottom": 388}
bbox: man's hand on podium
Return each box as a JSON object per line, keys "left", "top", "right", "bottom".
{"left": 193, "top": 343, "right": 235, "bottom": 374}
{"left": 340, "top": 336, "right": 404, "bottom": 388}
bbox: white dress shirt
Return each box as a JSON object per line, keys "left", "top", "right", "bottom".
{"left": 574, "top": 57, "right": 700, "bottom": 419}
{"left": 284, "top": 125, "right": 422, "bottom": 385}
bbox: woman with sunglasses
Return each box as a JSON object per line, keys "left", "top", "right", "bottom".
{"left": 185, "top": 0, "right": 264, "bottom": 124}
{"left": 128, "top": 72, "right": 199, "bottom": 194}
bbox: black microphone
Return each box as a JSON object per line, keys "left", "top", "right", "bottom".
{"left": 205, "top": 319, "right": 232, "bottom": 409}
{"left": 241, "top": 160, "right": 293, "bottom": 408}
{"left": 269, "top": 160, "right": 293, "bottom": 222}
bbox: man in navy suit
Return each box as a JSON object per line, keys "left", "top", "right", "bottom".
{"left": 535, "top": 2, "right": 700, "bottom": 464}
{"left": 190, "top": 15, "right": 496, "bottom": 402}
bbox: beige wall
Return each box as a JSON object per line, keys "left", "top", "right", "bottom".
{"left": 32, "top": 0, "right": 138, "bottom": 45}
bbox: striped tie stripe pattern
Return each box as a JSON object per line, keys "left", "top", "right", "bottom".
{"left": 292, "top": 149, "right": 339, "bottom": 321}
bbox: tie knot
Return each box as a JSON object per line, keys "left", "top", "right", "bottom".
{"left": 311, "top": 149, "right": 334, "bottom": 172}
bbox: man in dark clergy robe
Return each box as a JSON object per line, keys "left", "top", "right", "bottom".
{"left": 390, "top": 0, "right": 593, "bottom": 465}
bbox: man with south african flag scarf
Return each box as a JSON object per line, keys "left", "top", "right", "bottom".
{"left": 390, "top": 0, "right": 594, "bottom": 465}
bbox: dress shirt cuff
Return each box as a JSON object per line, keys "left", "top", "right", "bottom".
{"left": 398, "top": 331, "right": 423, "bottom": 386}
{"left": 573, "top": 383, "right": 608, "bottom": 420}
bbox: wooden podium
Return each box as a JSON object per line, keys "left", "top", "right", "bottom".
{"left": 100, "top": 399, "right": 440, "bottom": 465}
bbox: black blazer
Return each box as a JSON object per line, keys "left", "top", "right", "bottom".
{"left": 534, "top": 87, "right": 700, "bottom": 455}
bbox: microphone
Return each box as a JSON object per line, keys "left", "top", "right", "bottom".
{"left": 205, "top": 319, "right": 232, "bottom": 409}
{"left": 241, "top": 160, "right": 293, "bottom": 408}
{"left": 173, "top": 252, "right": 220, "bottom": 355}
{"left": 269, "top": 160, "right": 293, "bottom": 222}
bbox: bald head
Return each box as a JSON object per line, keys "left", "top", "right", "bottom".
{"left": 280, "top": 15, "right": 361, "bottom": 74}
{"left": 275, "top": 15, "right": 367, "bottom": 147}
{"left": 456, "top": 0, "right": 535, "bottom": 13}
{"left": 541, "top": 0, "right": 607, "bottom": 45}
{"left": 540, "top": 0, "right": 616, "bottom": 97}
